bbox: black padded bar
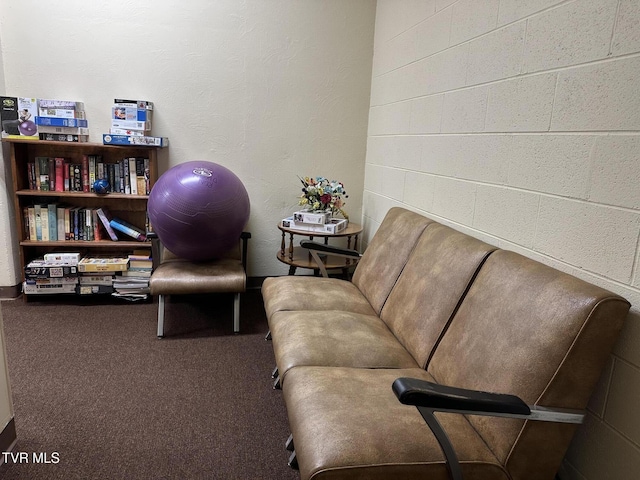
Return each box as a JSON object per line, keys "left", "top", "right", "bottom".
{"left": 300, "top": 240, "right": 360, "bottom": 258}
{"left": 393, "top": 378, "right": 531, "bottom": 416}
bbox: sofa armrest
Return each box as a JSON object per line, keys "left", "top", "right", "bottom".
{"left": 392, "top": 377, "right": 584, "bottom": 480}
{"left": 393, "top": 377, "right": 530, "bottom": 416}
{"left": 392, "top": 377, "right": 584, "bottom": 423}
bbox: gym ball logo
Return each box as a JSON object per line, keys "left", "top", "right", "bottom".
{"left": 193, "top": 167, "right": 217, "bottom": 188}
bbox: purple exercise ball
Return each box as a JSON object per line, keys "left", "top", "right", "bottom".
{"left": 147, "top": 161, "right": 250, "bottom": 261}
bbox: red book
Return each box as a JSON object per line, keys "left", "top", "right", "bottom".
{"left": 54, "top": 158, "right": 65, "bottom": 192}
{"left": 81, "top": 155, "right": 90, "bottom": 192}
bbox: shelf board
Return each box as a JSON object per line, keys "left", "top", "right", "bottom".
{"left": 20, "top": 240, "right": 151, "bottom": 248}
{"left": 16, "top": 190, "right": 149, "bottom": 200}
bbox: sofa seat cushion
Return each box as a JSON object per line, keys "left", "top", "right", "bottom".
{"left": 283, "top": 366, "right": 509, "bottom": 480}
{"left": 262, "top": 276, "right": 375, "bottom": 319}
{"left": 270, "top": 310, "right": 419, "bottom": 384}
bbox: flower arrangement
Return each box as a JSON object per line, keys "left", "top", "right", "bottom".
{"left": 298, "top": 176, "right": 349, "bottom": 219}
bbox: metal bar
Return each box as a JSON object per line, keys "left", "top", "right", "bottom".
{"left": 417, "top": 407, "right": 463, "bottom": 480}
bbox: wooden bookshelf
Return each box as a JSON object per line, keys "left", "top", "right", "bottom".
{"left": 3, "top": 138, "right": 159, "bottom": 296}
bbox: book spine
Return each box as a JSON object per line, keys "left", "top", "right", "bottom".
{"left": 92, "top": 209, "right": 101, "bottom": 241}
{"left": 39, "top": 133, "right": 89, "bottom": 142}
{"left": 113, "top": 99, "right": 153, "bottom": 110}
{"left": 27, "top": 162, "right": 35, "bottom": 190}
{"left": 81, "top": 155, "right": 90, "bottom": 192}
{"left": 89, "top": 156, "right": 96, "bottom": 191}
{"left": 129, "top": 158, "right": 138, "bottom": 195}
{"left": 64, "top": 163, "right": 70, "bottom": 191}
{"left": 34, "top": 205, "right": 43, "bottom": 240}
{"left": 35, "top": 117, "right": 88, "bottom": 128}
{"left": 27, "top": 207, "right": 36, "bottom": 241}
{"left": 40, "top": 206, "right": 49, "bottom": 241}
{"left": 38, "top": 99, "right": 85, "bottom": 110}
{"left": 102, "top": 134, "right": 167, "bottom": 147}
{"left": 56, "top": 206, "right": 66, "bottom": 241}
{"left": 22, "top": 207, "right": 30, "bottom": 240}
{"left": 47, "top": 204, "right": 57, "bottom": 241}
{"left": 64, "top": 208, "right": 71, "bottom": 240}
{"left": 96, "top": 208, "right": 119, "bottom": 242}
{"left": 109, "top": 218, "right": 146, "bottom": 241}
{"left": 37, "top": 108, "right": 86, "bottom": 119}
{"left": 54, "top": 158, "right": 65, "bottom": 192}
{"left": 38, "top": 126, "right": 90, "bottom": 135}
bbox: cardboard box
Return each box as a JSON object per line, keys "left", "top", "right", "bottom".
{"left": 102, "top": 134, "right": 168, "bottom": 147}
{"left": 1, "top": 96, "right": 39, "bottom": 138}
{"left": 293, "top": 210, "right": 330, "bottom": 225}
{"left": 282, "top": 217, "right": 348, "bottom": 234}
{"left": 24, "top": 260, "right": 78, "bottom": 278}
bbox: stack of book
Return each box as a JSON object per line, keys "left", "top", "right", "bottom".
{"left": 77, "top": 256, "right": 129, "bottom": 295}
{"left": 102, "top": 99, "right": 168, "bottom": 147}
{"left": 112, "top": 250, "right": 152, "bottom": 300}
{"left": 35, "top": 99, "right": 88, "bottom": 142}
{"left": 23, "top": 253, "right": 80, "bottom": 294}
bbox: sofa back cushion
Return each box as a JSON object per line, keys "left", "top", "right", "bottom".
{"left": 427, "top": 250, "right": 630, "bottom": 480}
{"left": 352, "top": 208, "right": 433, "bottom": 315}
{"left": 380, "top": 223, "right": 495, "bottom": 368}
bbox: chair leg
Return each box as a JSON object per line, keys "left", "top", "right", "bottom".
{"left": 157, "top": 294, "right": 165, "bottom": 338}
{"left": 233, "top": 292, "right": 240, "bottom": 334}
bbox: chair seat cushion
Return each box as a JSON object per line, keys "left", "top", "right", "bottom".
{"left": 150, "top": 258, "right": 246, "bottom": 295}
{"left": 283, "top": 366, "right": 509, "bottom": 480}
{"left": 262, "top": 276, "right": 375, "bottom": 319}
{"left": 270, "top": 310, "right": 419, "bottom": 384}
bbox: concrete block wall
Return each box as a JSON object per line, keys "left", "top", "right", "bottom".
{"left": 365, "top": 1, "right": 640, "bottom": 477}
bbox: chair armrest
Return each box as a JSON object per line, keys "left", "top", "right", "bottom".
{"left": 300, "top": 240, "right": 361, "bottom": 278}
{"left": 147, "top": 232, "right": 162, "bottom": 269}
{"left": 299, "top": 240, "right": 361, "bottom": 259}
{"left": 393, "top": 377, "right": 530, "bottom": 416}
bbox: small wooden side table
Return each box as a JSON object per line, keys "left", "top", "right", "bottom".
{"left": 277, "top": 221, "right": 363, "bottom": 276}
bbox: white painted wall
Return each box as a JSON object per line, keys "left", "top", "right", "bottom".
{"left": 367, "top": 1, "right": 640, "bottom": 478}
{"left": 0, "top": 27, "right": 21, "bottom": 289}
{"left": 0, "top": 0, "right": 375, "bottom": 279}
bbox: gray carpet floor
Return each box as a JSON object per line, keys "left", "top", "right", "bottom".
{"left": 0, "top": 290, "right": 299, "bottom": 480}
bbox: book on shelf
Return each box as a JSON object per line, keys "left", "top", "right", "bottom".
{"left": 77, "top": 285, "right": 115, "bottom": 295}
{"left": 114, "top": 99, "right": 153, "bottom": 110}
{"left": 23, "top": 282, "right": 77, "bottom": 295}
{"left": 79, "top": 274, "right": 115, "bottom": 286}
{"left": 38, "top": 99, "right": 85, "bottom": 113}
{"left": 25, "top": 276, "right": 78, "bottom": 286}
{"left": 102, "top": 134, "right": 168, "bottom": 147}
{"left": 109, "top": 217, "right": 146, "bottom": 241}
{"left": 77, "top": 257, "right": 129, "bottom": 273}
{"left": 38, "top": 133, "right": 89, "bottom": 143}
{"left": 38, "top": 126, "right": 89, "bottom": 136}
{"left": 95, "top": 208, "right": 119, "bottom": 241}
{"left": 43, "top": 252, "right": 81, "bottom": 265}
{"left": 120, "top": 269, "right": 152, "bottom": 278}
{"left": 35, "top": 116, "right": 88, "bottom": 128}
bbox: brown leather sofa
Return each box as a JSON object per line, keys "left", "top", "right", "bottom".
{"left": 261, "top": 207, "right": 631, "bottom": 480}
